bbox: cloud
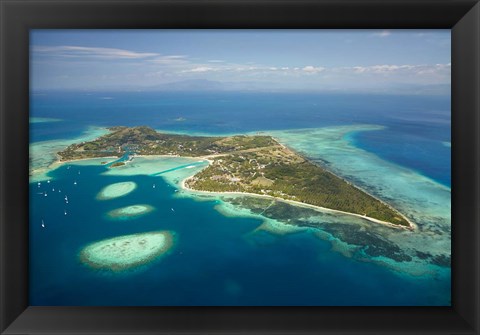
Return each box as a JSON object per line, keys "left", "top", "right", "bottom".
{"left": 234, "top": 66, "right": 259, "bottom": 72}
{"left": 372, "top": 30, "right": 391, "bottom": 37}
{"left": 414, "top": 63, "right": 451, "bottom": 76}
{"left": 32, "top": 45, "right": 158, "bottom": 59}
{"left": 362, "top": 64, "right": 415, "bottom": 73}
{"left": 34, "top": 43, "right": 448, "bottom": 86}
{"left": 150, "top": 55, "right": 188, "bottom": 65}
{"left": 182, "top": 66, "right": 215, "bottom": 73}
{"left": 344, "top": 64, "right": 449, "bottom": 76}
{"left": 302, "top": 66, "right": 325, "bottom": 74}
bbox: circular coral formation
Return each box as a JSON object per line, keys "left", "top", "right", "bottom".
{"left": 79, "top": 231, "right": 174, "bottom": 271}
{"left": 106, "top": 204, "right": 155, "bottom": 220}
{"left": 96, "top": 181, "right": 137, "bottom": 200}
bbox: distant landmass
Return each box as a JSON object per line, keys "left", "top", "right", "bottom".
{"left": 57, "top": 126, "right": 413, "bottom": 228}
{"left": 32, "top": 79, "right": 450, "bottom": 95}
{"left": 141, "top": 79, "right": 284, "bottom": 92}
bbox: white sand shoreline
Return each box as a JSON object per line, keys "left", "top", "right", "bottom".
{"left": 271, "top": 135, "right": 417, "bottom": 227}
{"left": 54, "top": 151, "right": 415, "bottom": 230}
{"left": 180, "top": 174, "right": 415, "bottom": 231}
{"left": 36, "top": 126, "right": 415, "bottom": 231}
{"left": 58, "top": 155, "right": 119, "bottom": 164}
{"left": 60, "top": 153, "right": 208, "bottom": 163}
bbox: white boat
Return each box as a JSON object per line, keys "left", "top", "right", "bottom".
{"left": 44, "top": 193, "right": 47, "bottom": 197}
{"left": 73, "top": 181, "right": 77, "bottom": 185}
{"left": 41, "top": 220, "right": 45, "bottom": 228}
{"left": 52, "top": 188, "right": 55, "bottom": 192}
{"left": 171, "top": 208, "right": 175, "bottom": 212}
{"left": 153, "top": 184, "right": 156, "bottom": 188}
{"left": 64, "top": 210, "right": 67, "bottom": 215}
{"left": 47, "top": 180, "right": 50, "bottom": 184}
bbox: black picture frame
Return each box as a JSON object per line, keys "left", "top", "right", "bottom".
{"left": 1, "top": 0, "right": 479, "bottom": 334}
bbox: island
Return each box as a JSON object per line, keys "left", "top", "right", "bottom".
{"left": 58, "top": 126, "right": 413, "bottom": 228}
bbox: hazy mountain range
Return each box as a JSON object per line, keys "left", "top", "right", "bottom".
{"left": 34, "top": 79, "right": 450, "bottom": 95}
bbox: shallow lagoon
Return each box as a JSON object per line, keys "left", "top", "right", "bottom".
{"left": 29, "top": 92, "right": 450, "bottom": 306}
{"left": 29, "top": 127, "right": 450, "bottom": 306}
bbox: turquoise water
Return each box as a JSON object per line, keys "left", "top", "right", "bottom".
{"left": 29, "top": 91, "right": 451, "bottom": 306}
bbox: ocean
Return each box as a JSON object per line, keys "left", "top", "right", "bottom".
{"left": 29, "top": 91, "right": 451, "bottom": 306}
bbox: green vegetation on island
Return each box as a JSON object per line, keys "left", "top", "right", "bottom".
{"left": 186, "top": 146, "right": 411, "bottom": 227}
{"left": 58, "top": 126, "right": 277, "bottom": 160}
{"left": 58, "top": 126, "right": 412, "bottom": 227}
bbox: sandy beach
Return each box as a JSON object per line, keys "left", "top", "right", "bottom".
{"left": 57, "top": 149, "right": 415, "bottom": 230}
{"left": 37, "top": 129, "right": 415, "bottom": 231}
{"left": 179, "top": 173, "right": 415, "bottom": 231}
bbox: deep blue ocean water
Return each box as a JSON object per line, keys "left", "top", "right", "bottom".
{"left": 29, "top": 91, "right": 451, "bottom": 306}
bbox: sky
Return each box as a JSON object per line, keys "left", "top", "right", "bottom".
{"left": 30, "top": 30, "right": 451, "bottom": 94}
